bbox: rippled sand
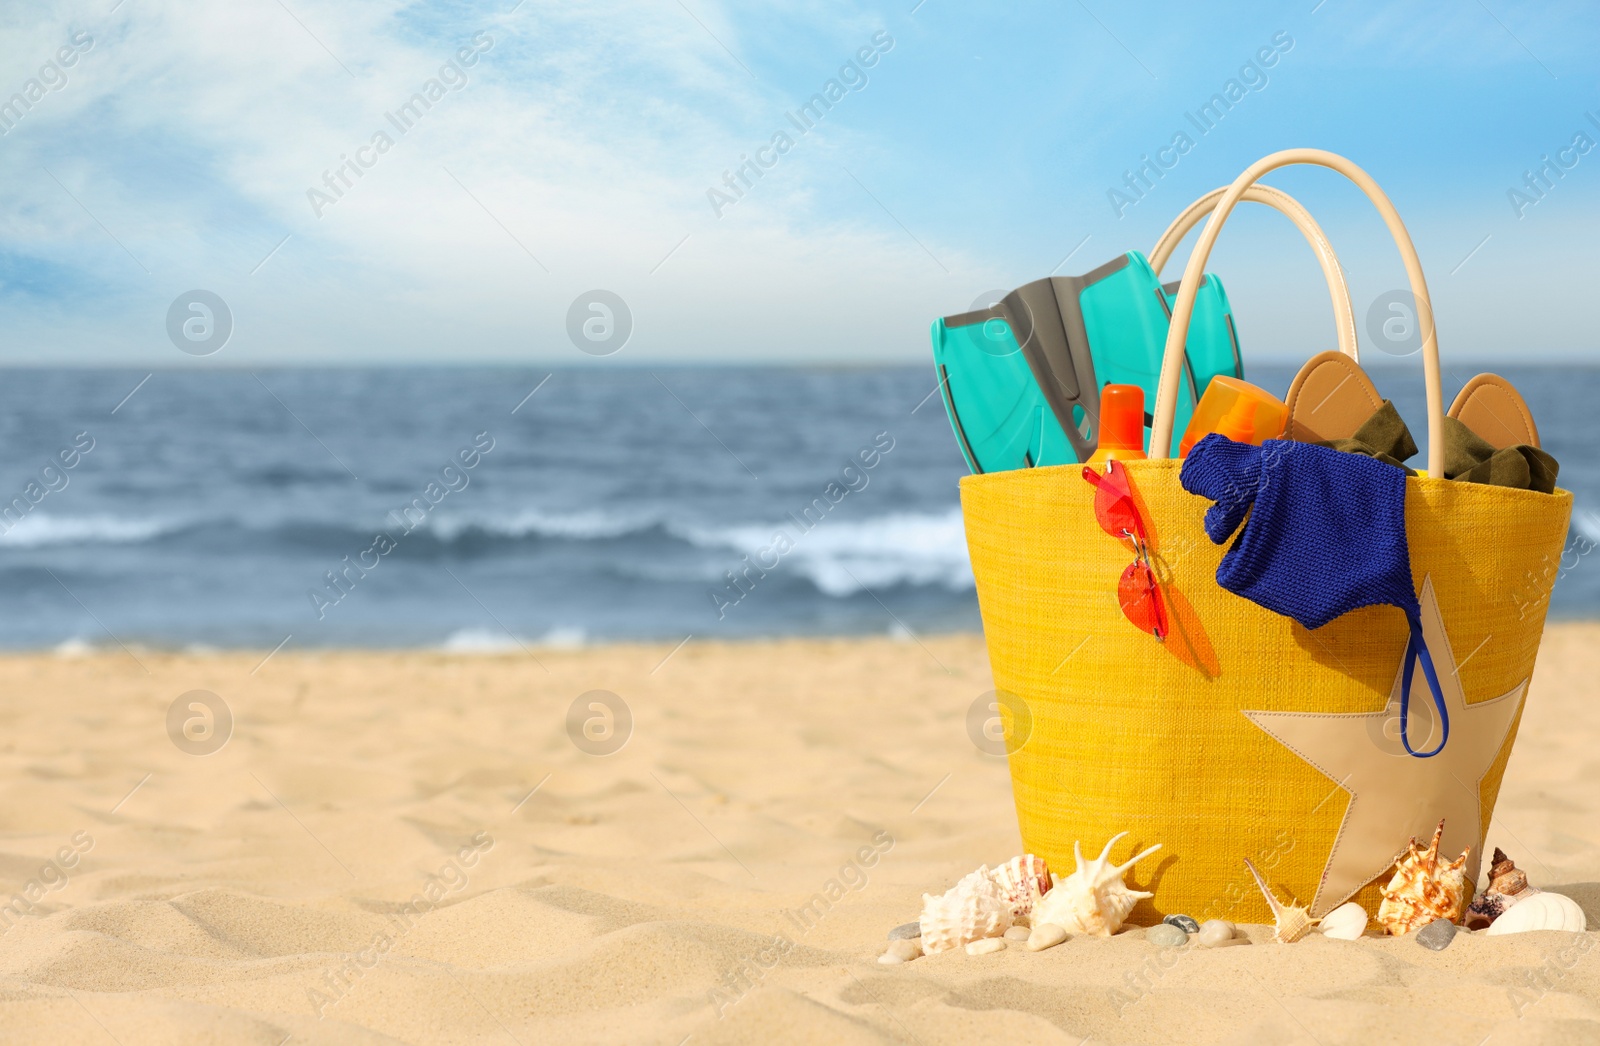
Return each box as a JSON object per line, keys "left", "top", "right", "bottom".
{"left": 0, "top": 628, "right": 1597, "bottom": 1044}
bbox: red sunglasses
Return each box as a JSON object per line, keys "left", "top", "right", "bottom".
{"left": 1082, "top": 460, "right": 1168, "bottom": 641}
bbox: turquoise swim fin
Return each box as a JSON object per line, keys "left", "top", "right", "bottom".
{"left": 930, "top": 250, "right": 1242, "bottom": 473}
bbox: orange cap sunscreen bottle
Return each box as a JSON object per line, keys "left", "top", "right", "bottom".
{"left": 1085, "top": 384, "right": 1147, "bottom": 467}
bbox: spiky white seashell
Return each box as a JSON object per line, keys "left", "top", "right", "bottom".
{"left": 1244, "top": 858, "right": 1319, "bottom": 943}
{"left": 1484, "top": 891, "right": 1587, "bottom": 936}
{"left": 1318, "top": 901, "right": 1369, "bottom": 941}
{"left": 919, "top": 869, "right": 1013, "bottom": 954}
{"left": 987, "top": 854, "right": 1052, "bottom": 923}
{"left": 1031, "top": 832, "right": 1161, "bottom": 937}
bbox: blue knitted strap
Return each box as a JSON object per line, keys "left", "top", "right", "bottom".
{"left": 1398, "top": 609, "right": 1450, "bottom": 758}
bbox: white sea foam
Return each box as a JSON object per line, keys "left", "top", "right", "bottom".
{"left": 536, "top": 626, "right": 587, "bottom": 648}
{"left": 0, "top": 503, "right": 974, "bottom": 603}
{"left": 0, "top": 514, "right": 176, "bottom": 547}
{"left": 427, "top": 509, "right": 649, "bottom": 542}
{"left": 692, "top": 508, "right": 974, "bottom": 596}
{"left": 438, "top": 628, "right": 524, "bottom": 653}
{"left": 420, "top": 506, "right": 975, "bottom": 595}
{"left": 437, "top": 626, "right": 588, "bottom": 652}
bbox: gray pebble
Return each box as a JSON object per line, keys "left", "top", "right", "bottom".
{"left": 888, "top": 922, "right": 921, "bottom": 941}
{"left": 1146, "top": 922, "right": 1189, "bottom": 948}
{"left": 1163, "top": 914, "right": 1201, "bottom": 935}
{"left": 1415, "top": 918, "right": 1458, "bottom": 951}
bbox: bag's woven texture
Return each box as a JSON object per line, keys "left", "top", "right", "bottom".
{"left": 960, "top": 457, "right": 1571, "bottom": 924}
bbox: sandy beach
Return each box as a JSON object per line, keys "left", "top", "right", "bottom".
{"left": 0, "top": 626, "right": 1597, "bottom": 1044}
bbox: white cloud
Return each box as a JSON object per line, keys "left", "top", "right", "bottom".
{"left": 0, "top": 0, "right": 982, "bottom": 364}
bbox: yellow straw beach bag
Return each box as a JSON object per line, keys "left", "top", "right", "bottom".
{"left": 961, "top": 149, "right": 1572, "bottom": 925}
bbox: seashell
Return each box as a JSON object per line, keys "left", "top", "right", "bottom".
{"left": 966, "top": 937, "right": 1006, "bottom": 955}
{"left": 987, "top": 854, "right": 1053, "bottom": 923}
{"left": 1464, "top": 848, "right": 1539, "bottom": 930}
{"left": 1318, "top": 901, "right": 1369, "bottom": 941}
{"left": 1244, "top": 858, "right": 1318, "bottom": 943}
{"left": 1484, "top": 891, "right": 1587, "bottom": 936}
{"left": 1031, "top": 832, "right": 1161, "bottom": 937}
{"left": 1377, "top": 819, "right": 1469, "bottom": 936}
{"left": 1462, "top": 892, "right": 1507, "bottom": 932}
{"left": 918, "top": 868, "right": 1013, "bottom": 954}
{"left": 1486, "top": 847, "right": 1533, "bottom": 898}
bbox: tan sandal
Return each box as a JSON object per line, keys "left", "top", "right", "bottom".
{"left": 1283, "top": 350, "right": 1383, "bottom": 443}
{"left": 1447, "top": 373, "right": 1539, "bottom": 449}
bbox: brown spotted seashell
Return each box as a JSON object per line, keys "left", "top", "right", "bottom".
{"left": 1377, "top": 819, "right": 1469, "bottom": 936}
{"left": 1462, "top": 892, "right": 1507, "bottom": 931}
{"left": 1464, "top": 847, "right": 1538, "bottom": 930}
{"left": 1486, "top": 847, "right": 1531, "bottom": 897}
{"left": 987, "top": 854, "right": 1052, "bottom": 923}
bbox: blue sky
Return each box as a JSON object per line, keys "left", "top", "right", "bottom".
{"left": 0, "top": 0, "right": 1597, "bottom": 365}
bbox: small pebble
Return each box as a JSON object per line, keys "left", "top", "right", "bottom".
{"left": 1415, "top": 919, "right": 1458, "bottom": 951}
{"left": 1163, "top": 914, "right": 1201, "bottom": 934}
{"left": 1197, "top": 919, "right": 1239, "bottom": 948}
{"left": 887, "top": 922, "right": 921, "bottom": 941}
{"left": 877, "top": 952, "right": 904, "bottom": 965}
{"left": 885, "top": 938, "right": 921, "bottom": 962}
{"left": 1004, "top": 925, "right": 1031, "bottom": 942}
{"left": 1027, "top": 923, "right": 1068, "bottom": 951}
{"left": 966, "top": 937, "right": 1006, "bottom": 955}
{"left": 1146, "top": 922, "right": 1189, "bottom": 948}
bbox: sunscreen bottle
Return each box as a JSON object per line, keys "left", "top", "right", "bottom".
{"left": 1178, "top": 377, "right": 1289, "bottom": 457}
{"left": 1085, "top": 384, "right": 1147, "bottom": 468}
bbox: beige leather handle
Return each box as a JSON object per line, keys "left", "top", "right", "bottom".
{"left": 1150, "top": 149, "right": 1442, "bottom": 475}
{"left": 1151, "top": 184, "right": 1358, "bottom": 362}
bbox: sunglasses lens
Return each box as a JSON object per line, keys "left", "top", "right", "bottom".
{"left": 1085, "top": 460, "right": 1142, "bottom": 540}
{"left": 1118, "top": 560, "right": 1166, "bottom": 638}
{"left": 1087, "top": 460, "right": 1165, "bottom": 640}
{"left": 1095, "top": 488, "right": 1141, "bottom": 539}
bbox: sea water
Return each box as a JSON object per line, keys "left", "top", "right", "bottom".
{"left": 0, "top": 363, "right": 1591, "bottom": 649}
